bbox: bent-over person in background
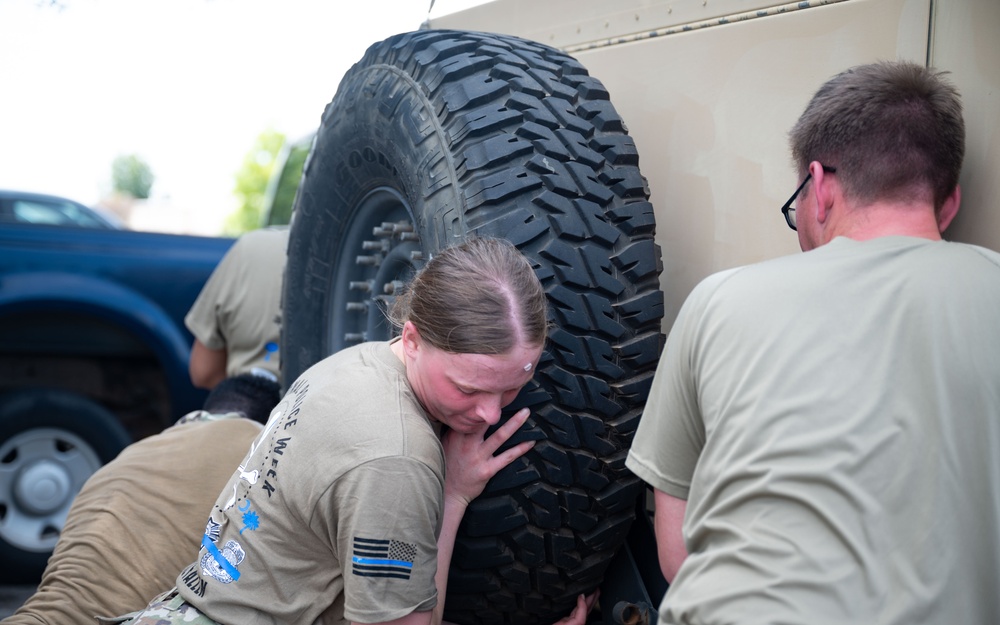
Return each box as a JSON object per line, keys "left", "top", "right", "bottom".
{"left": 2, "top": 374, "right": 281, "bottom": 625}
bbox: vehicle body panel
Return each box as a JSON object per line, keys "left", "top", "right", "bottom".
{"left": 428, "top": 0, "right": 1000, "bottom": 329}
{"left": 0, "top": 219, "right": 234, "bottom": 433}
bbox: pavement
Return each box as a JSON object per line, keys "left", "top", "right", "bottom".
{"left": 0, "top": 585, "right": 36, "bottom": 618}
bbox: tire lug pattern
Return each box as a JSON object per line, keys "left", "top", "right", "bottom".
{"left": 282, "top": 29, "right": 664, "bottom": 625}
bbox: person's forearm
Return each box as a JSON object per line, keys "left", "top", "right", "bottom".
{"left": 432, "top": 495, "right": 469, "bottom": 625}
{"left": 654, "top": 489, "right": 689, "bottom": 582}
{"left": 189, "top": 339, "right": 227, "bottom": 389}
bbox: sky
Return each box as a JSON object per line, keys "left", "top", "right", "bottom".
{"left": 0, "top": 0, "right": 464, "bottom": 234}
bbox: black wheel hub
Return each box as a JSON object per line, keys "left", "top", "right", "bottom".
{"left": 330, "top": 188, "right": 423, "bottom": 351}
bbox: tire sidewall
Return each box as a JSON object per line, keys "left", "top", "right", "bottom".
{"left": 284, "top": 65, "right": 456, "bottom": 387}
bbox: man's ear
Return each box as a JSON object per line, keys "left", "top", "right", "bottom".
{"left": 810, "top": 161, "right": 835, "bottom": 225}
{"left": 936, "top": 185, "right": 961, "bottom": 233}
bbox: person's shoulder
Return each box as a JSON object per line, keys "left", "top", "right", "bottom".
{"left": 698, "top": 265, "right": 747, "bottom": 288}
{"left": 196, "top": 416, "right": 264, "bottom": 440}
{"left": 227, "top": 226, "right": 289, "bottom": 251}
{"left": 250, "top": 226, "right": 290, "bottom": 243}
{"left": 669, "top": 265, "right": 749, "bottom": 329}
{"left": 948, "top": 241, "right": 1000, "bottom": 269}
{"left": 166, "top": 410, "right": 264, "bottom": 432}
{"left": 678, "top": 250, "right": 813, "bottom": 320}
{"left": 249, "top": 225, "right": 290, "bottom": 241}
{"left": 687, "top": 264, "right": 751, "bottom": 302}
{"left": 309, "top": 341, "right": 381, "bottom": 368}
{"left": 211, "top": 228, "right": 290, "bottom": 281}
{"left": 287, "top": 342, "right": 396, "bottom": 395}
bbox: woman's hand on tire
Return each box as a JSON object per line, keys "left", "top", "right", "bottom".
{"left": 553, "top": 591, "right": 600, "bottom": 625}
{"left": 442, "top": 408, "right": 535, "bottom": 507}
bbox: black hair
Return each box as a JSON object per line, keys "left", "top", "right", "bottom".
{"left": 203, "top": 373, "right": 282, "bottom": 425}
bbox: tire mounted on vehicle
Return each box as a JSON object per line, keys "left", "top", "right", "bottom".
{"left": 282, "top": 29, "right": 664, "bottom": 625}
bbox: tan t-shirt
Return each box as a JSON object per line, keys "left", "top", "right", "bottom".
{"left": 3, "top": 414, "right": 263, "bottom": 625}
{"left": 185, "top": 227, "right": 288, "bottom": 381}
{"left": 627, "top": 237, "right": 1000, "bottom": 625}
{"left": 177, "top": 341, "right": 446, "bottom": 625}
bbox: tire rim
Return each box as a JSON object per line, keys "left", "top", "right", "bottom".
{"left": 0, "top": 427, "right": 102, "bottom": 552}
{"left": 329, "top": 186, "right": 424, "bottom": 351}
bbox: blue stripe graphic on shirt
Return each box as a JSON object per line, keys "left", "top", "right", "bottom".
{"left": 202, "top": 534, "right": 240, "bottom": 582}
{"left": 352, "top": 537, "right": 416, "bottom": 580}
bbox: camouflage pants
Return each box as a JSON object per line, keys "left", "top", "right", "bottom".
{"left": 97, "top": 588, "right": 221, "bottom": 625}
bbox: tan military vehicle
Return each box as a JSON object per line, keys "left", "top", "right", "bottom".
{"left": 429, "top": 0, "right": 999, "bottom": 330}
{"left": 277, "top": 2, "right": 998, "bottom": 622}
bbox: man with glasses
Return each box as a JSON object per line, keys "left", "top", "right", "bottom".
{"left": 626, "top": 61, "right": 1000, "bottom": 624}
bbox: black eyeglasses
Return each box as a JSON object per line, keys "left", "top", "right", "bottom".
{"left": 781, "top": 165, "right": 837, "bottom": 231}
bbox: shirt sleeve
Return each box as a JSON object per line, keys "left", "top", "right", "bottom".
{"left": 331, "top": 455, "right": 444, "bottom": 624}
{"left": 185, "top": 238, "right": 243, "bottom": 350}
{"left": 626, "top": 271, "right": 734, "bottom": 499}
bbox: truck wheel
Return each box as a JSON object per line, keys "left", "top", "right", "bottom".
{"left": 282, "top": 29, "right": 663, "bottom": 624}
{"left": 0, "top": 388, "right": 131, "bottom": 583}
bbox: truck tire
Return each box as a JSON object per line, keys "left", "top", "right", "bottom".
{"left": 0, "top": 388, "right": 132, "bottom": 583}
{"left": 282, "top": 29, "right": 663, "bottom": 624}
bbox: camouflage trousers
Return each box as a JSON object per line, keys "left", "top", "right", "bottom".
{"left": 96, "top": 588, "right": 222, "bottom": 625}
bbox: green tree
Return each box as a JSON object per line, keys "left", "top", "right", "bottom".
{"left": 111, "top": 154, "right": 154, "bottom": 199}
{"left": 226, "top": 128, "right": 286, "bottom": 235}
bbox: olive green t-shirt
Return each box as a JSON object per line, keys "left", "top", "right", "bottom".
{"left": 185, "top": 227, "right": 288, "bottom": 381}
{"left": 177, "top": 341, "right": 445, "bottom": 625}
{"left": 628, "top": 237, "right": 1000, "bottom": 624}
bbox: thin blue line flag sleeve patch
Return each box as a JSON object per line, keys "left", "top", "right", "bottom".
{"left": 352, "top": 536, "right": 418, "bottom": 580}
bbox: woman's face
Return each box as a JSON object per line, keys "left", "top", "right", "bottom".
{"left": 400, "top": 322, "right": 542, "bottom": 433}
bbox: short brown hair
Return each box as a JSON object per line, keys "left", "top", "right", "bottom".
{"left": 389, "top": 237, "right": 547, "bottom": 354}
{"left": 789, "top": 60, "right": 964, "bottom": 209}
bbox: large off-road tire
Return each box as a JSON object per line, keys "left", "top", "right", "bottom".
{"left": 282, "top": 29, "right": 663, "bottom": 624}
{"left": 0, "top": 388, "right": 131, "bottom": 583}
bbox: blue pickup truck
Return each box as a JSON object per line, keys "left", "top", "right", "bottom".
{"left": 0, "top": 190, "right": 233, "bottom": 582}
